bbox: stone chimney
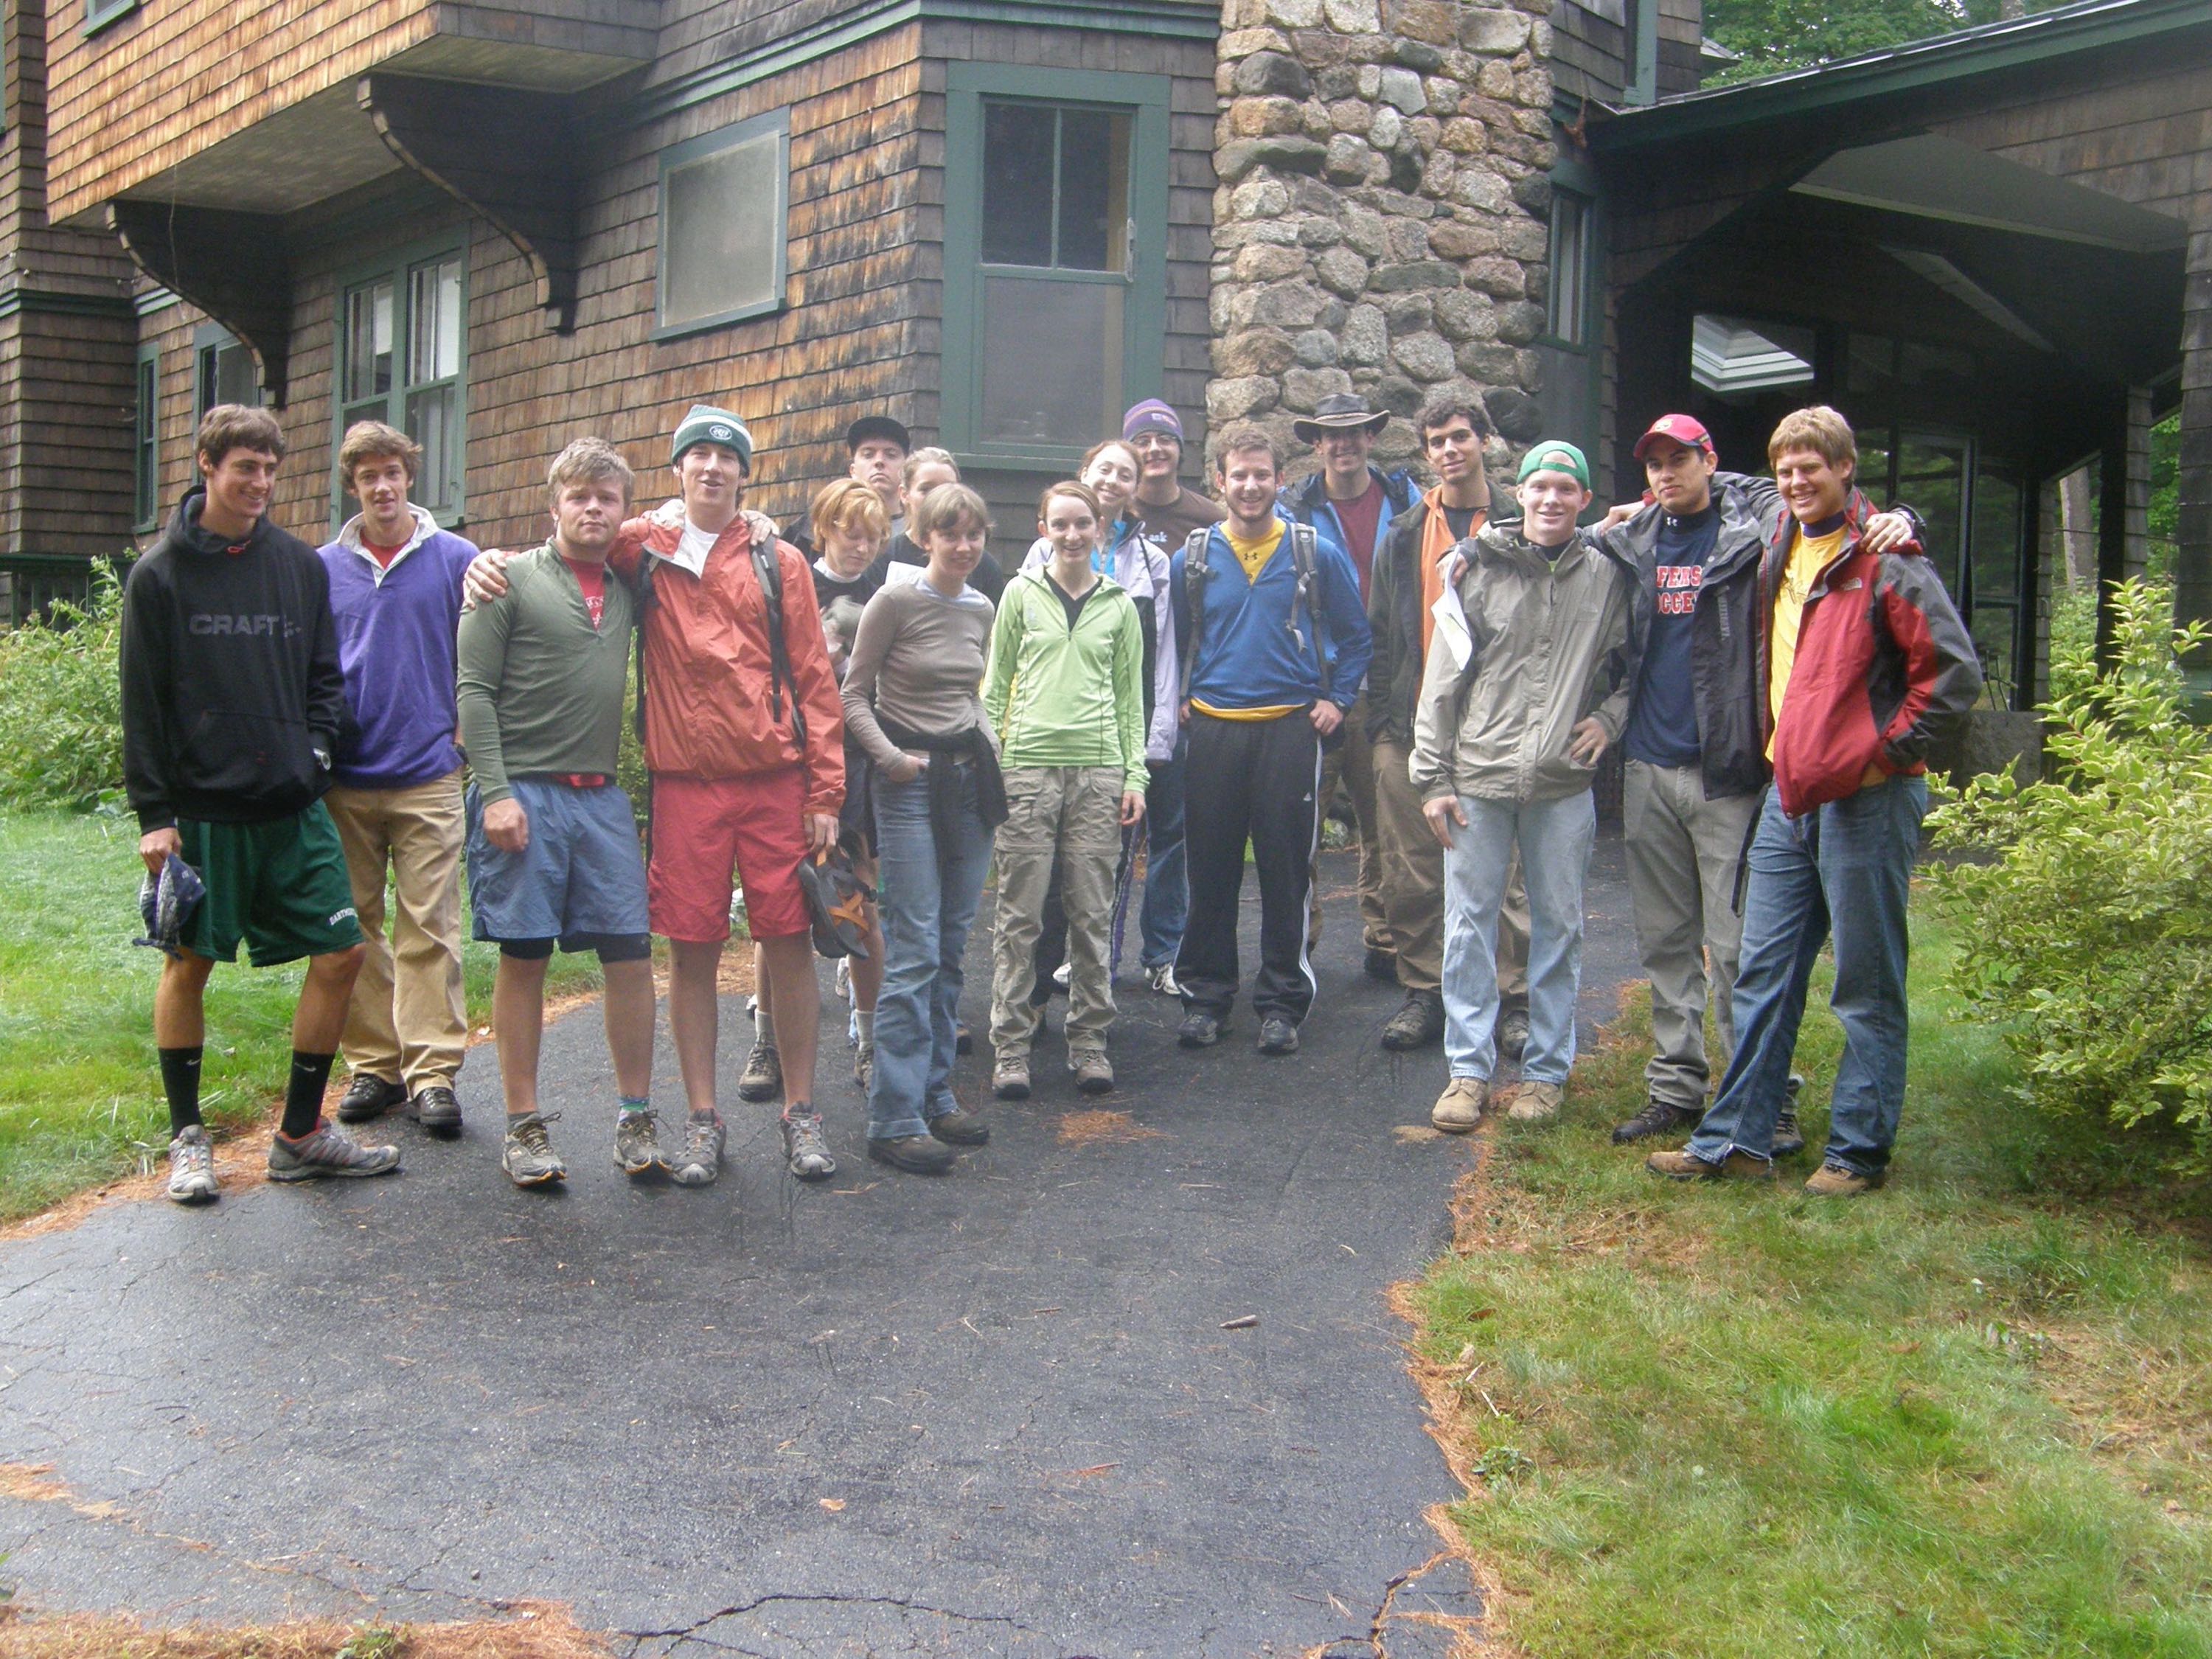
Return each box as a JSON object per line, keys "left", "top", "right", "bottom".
{"left": 1207, "top": 0, "right": 1558, "bottom": 476}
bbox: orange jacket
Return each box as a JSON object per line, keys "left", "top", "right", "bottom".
{"left": 609, "top": 504, "right": 844, "bottom": 815}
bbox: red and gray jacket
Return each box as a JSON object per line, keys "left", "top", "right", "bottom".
{"left": 1760, "top": 489, "right": 1981, "bottom": 818}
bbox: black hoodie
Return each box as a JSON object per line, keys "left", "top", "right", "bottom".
{"left": 121, "top": 489, "right": 347, "bottom": 831}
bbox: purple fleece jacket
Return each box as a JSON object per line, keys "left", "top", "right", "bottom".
{"left": 319, "top": 512, "right": 479, "bottom": 790}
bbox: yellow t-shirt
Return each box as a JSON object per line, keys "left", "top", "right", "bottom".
{"left": 1192, "top": 523, "right": 1301, "bottom": 723}
{"left": 1767, "top": 524, "right": 1848, "bottom": 757}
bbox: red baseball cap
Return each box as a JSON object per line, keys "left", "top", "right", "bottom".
{"left": 1633, "top": 414, "right": 1717, "bottom": 462}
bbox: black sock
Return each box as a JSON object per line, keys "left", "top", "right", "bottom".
{"left": 280, "top": 1051, "right": 336, "bottom": 1139}
{"left": 159, "top": 1047, "right": 204, "bottom": 1138}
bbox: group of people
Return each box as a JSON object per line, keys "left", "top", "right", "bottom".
{"left": 120, "top": 375, "right": 1979, "bottom": 1207}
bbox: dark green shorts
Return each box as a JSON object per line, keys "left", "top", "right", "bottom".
{"left": 178, "top": 802, "right": 366, "bottom": 967}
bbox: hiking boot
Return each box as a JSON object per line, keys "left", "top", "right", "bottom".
{"left": 670, "top": 1113, "right": 726, "bottom": 1187}
{"left": 869, "top": 1133, "right": 956, "bottom": 1175}
{"left": 929, "top": 1107, "right": 990, "bottom": 1146}
{"left": 1178, "top": 1012, "right": 1225, "bottom": 1048}
{"left": 409, "top": 1085, "right": 462, "bottom": 1137}
{"left": 501, "top": 1113, "right": 566, "bottom": 1186}
{"left": 1364, "top": 945, "right": 1399, "bottom": 984}
{"left": 1646, "top": 1147, "right": 1773, "bottom": 1181}
{"left": 1495, "top": 1007, "right": 1531, "bottom": 1063}
{"left": 1071, "top": 1051, "right": 1115, "bottom": 1095}
{"left": 782, "top": 1110, "right": 836, "bottom": 1181}
{"left": 268, "top": 1119, "right": 402, "bottom": 1182}
{"left": 1431, "top": 1077, "right": 1486, "bottom": 1134}
{"left": 956, "top": 1022, "right": 974, "bottom": 1055}
{"left": 1380, "top": 989, "right": 1444, "bottom": 1051}
{"left": 1804, "top": 1161, "right": 1885, "bottom": 1197}
{"left": 1772, "top": 1074, "right": 1807, "bottom": 1157}
{"left": 166, "top": 1124, "right": 218, "bottom": 1204}
{"left": 1506, "top": 1080, "right": 1562, "bottom": 1121}
{"left": 1146, "top": 962, "right": 1181, "bottom": 997}
{"left": 993, "top": 1055, "right": 1032, "bottom": 1100}
{"left": 612, "top": 1108, "right": 664, "bottom": 1176}
{"left": 737, "top": 1041, "right": 782, "bottom": 1104}
{"left": 1612, "top": 1099, "right": 1700, "bottom": 1146}
{"left": 337, "top": 1073, "right": 406, "bottom": 1124}
{"left": 1258, "top": 1016, "right": 1300, "bottom": 1056}
{"left": 852, "top": 1041, "right": 875, "bottom": 1096}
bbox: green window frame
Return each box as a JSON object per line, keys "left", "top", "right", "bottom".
{"left": 83, "top": 0, "right": 136, "bottom": 37}
{"left": 193, "top": 322, "right": 258, "bottom": 420}
{"left": 133, "top": 343, "right": 161, "bottom": 533}
{"left": 1534, "top": 165, "right": 1605, "bottom": 470}
{"left": 333, "top": 235, "right": 468, "bottom": 528}
{"left": 653, "top": 109, "right": 791, "bottom": 341}
{"left": 941, "top": 64, "right": 1172, "bottom": 471}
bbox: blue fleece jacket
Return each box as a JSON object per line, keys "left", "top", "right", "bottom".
{"left": 1170, "top": 520, "right": 1373, "bottom": 715}
{"left": 319, "top": 509, "right": 480, "bottom": 789}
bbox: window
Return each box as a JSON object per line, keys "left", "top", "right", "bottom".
{"left": 1535, "top": 176, "right": 1601, "bottom": 462}
{"left": 1547, "top": 192, "right": 1590, "bottom": 347}
{"left": 194, "top": 324, "right": 257, "bottom": 418}
{"left": 942, "top": 66, "right": 1172, "bottom": 466}
{"left": 84, "top": 0, "right": 136, "bottom": 35}
{"left": 655, "top": 111, "right": 790, "bottom": 338}
{"left": 335, "top": 240, "right": 467, "bottom": 523}
{"left": 134, "top": 345, "right": 160, "bottom": 532}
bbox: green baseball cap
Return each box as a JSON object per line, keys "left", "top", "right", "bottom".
{"left": 1517, "top": 439, "right": 1590, "bottom": 489}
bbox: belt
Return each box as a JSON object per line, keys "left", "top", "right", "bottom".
{"left": 515, "top": 772, "right": 609, "bottom": 789}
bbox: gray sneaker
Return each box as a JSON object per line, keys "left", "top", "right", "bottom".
{"left": 501, "top": 1112, "right": 566, "bottom": 1186}
{"left": 782, "top": 1109, "right": 836, "bottom": 1181}
{"left": 613, "top": 1108, "right": 664, "bottom": 1176}
{"left": 670, "top": 1113, "right": 726, "bottom": 1186}
{"left": 268, "top": 1119, "right": 402, "bottom": 1183}
{"left": 166, "top": 1124, "right": 218, "bottom": 1204}
{"left": 1070, "top": 1050, "right": 1115, "bottom": 1095}
{"left": 737, "top": 1040, "right": 782, "bottom": 1103}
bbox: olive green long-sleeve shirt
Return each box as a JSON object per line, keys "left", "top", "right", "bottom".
{"left": 456, "top": 543, "right": 634, "bottom": 804}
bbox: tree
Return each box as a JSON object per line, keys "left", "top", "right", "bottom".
{"left": 1702, "top": 0, "right": 2063, "bottom": 83}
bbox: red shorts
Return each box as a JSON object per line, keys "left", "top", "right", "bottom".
{"left": 648, "top": 769, "right": 810, "bottom": 942}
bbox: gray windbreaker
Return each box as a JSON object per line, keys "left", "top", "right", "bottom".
{"left": 1409, "top": 523, "right": 1638, "bottom": 805}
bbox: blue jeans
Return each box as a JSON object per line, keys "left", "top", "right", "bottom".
{"left": 1138, "top": 741, "right": 1187, "bottom": 970}
{"left": 1441, "top": 791, "right": 1596, "bottom": 1085}
{"left": 869, "top": 764, "right": 993, "bottom": 1141}
{"left": 1688, "top": 776, "right": 1926, "bottom": 1174}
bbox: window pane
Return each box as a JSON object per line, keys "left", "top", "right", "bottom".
{"left": 1972, "top": 605, "right": 2017, "bottom": 709}
{"left": 1972, "top": 468, "right": 2021, "bottom": 604}
{"left": 345, "top": 282, "right": 394, "bottom": 404}
{"left": 214, "top": 342, "right": 257, "bottom": 408}
{"left": 1854, "top": 430, "right": 1893, "bottom": 504}
{"left": 1548, "top": 194, "right": 1587, "bottom": 344}
{"left": 136, "top": 358, "right": 157, "bottom": 521}
{"left": 663, "top": 131, "right": 782, "bottom": 330}
{"left": 981, "top": 102, "right": 1056, "bottom": 267}
{"left": 1056, "top": 109, "right": 1130, "bottom": 273}
{"left": 1897, "top": 434, "right": 1968, "bottom": 597}
{"left": 979, "top": 276, "right": 1121, "bottom": 447}
{"left": 408, "top": 257, "right": 462, "bottom": 385}
{"left": 407, "top": 384, "right": 456, "bottom": 510}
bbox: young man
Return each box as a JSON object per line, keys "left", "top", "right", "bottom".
{"left": 1281, "top": 394, "right": 1422, "bottom": 973}
{"left": 862, "top": 447, "right": 1007, "bottom": 604}
{"left": 1124, "top": 400, "right": 1225, "bottom": 546}
{"left": 1649, "top": 406, "right": 1979, "bottom": 1195}
{"left": 1363, "top": 397, "right": 1526, "bottom": 1056}
{"left": 457, "top": 437, "right": 658, "bottom": 1189}
{"left": 122, "top": 404, "right": 400, "bottom": 1203}
{"left": 1171, "top": 428, "right": 1371, "bottom": 1056}
{"left": 1413, "top": 440, "right": 1636, "bottom": 1133}
{"left": 319, "top": 420, "right": 479, "bottom": 1138}
{"left": 782, "top": 414, "right": 910, "bottom": 557}
{"left": 1601, "top": 414, "right": 1913, "bottom": 1152}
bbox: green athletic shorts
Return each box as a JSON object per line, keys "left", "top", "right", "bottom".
{"left": 177, "top": 801, "right": 365, "bottom": 967}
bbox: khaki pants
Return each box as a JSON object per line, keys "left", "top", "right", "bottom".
{"left": 325, "top": 771, "right": 468, "bottom": 1090}
{"left": 1623, "top": 759, "right": 1761, "bottom": 1110}
{"left": 991, "top": 765, "right": 1123, "bottom": 1058}
{"left": 1371, "top": 737, "right": 1526, "bottom": 1001}
{"left": 1309, "top": 694, "right": 1387, "bottom": 953}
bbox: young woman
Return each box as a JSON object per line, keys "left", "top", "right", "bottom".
{"left": 987, "top": 481, "right": 1150, "bottom": 1101}
{"left": 841, "top": 483, "right": 1004, "bottom": 1174}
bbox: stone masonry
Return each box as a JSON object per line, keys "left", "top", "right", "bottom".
{"left": 1207, "top": 0, "right": 1557, "bottom": 478}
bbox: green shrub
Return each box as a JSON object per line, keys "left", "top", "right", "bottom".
{"left": 0, "top": 562, "right": 126, "bottom": 809}
{"left": 1926, "top": 578, "right": 2212, "bottom": 1172}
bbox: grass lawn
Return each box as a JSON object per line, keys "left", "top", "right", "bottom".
{"left": 0, "top": 808, "right": 603, "bottom": 1222}
{"left": 1414, "top": 903, "right": 2212, "bottom": 1658}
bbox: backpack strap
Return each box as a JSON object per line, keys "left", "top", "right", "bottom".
{"left": 1178, "top": 525, "right": 1214, "bottom": 694}
{"left": 1284, "top": 520, "right": 1332, "bottom": 703}
{"left": 750, "top": 538, "right": 808, "bottom": 752}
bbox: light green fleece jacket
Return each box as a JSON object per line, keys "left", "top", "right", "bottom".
{"left": 981, "top": 567, "right": 1149, "bottom": 795}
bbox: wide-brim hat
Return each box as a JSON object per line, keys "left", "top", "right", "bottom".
{"left": 1293, "top": 394, "right": 1391, "bottom": 442}
{"left": 796, "top": 844, "right": 872, "bottom": 961}
{"left": 134, "top": 852, "right": 205, "bottom": 959}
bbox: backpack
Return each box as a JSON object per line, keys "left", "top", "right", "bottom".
{"left": 1179, "top": 520, "right": 1329, "bottom": 700}
{"left": 633, "top": 521, "right": 807, "bottom": 751}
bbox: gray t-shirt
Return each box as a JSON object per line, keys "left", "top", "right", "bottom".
{"left": 841, "top": 574, "right": 996, "bottom": 768}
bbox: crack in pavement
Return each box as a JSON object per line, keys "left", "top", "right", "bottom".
{"left": 626, "top": 1591, "right": 1046, "bottom": 1644}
